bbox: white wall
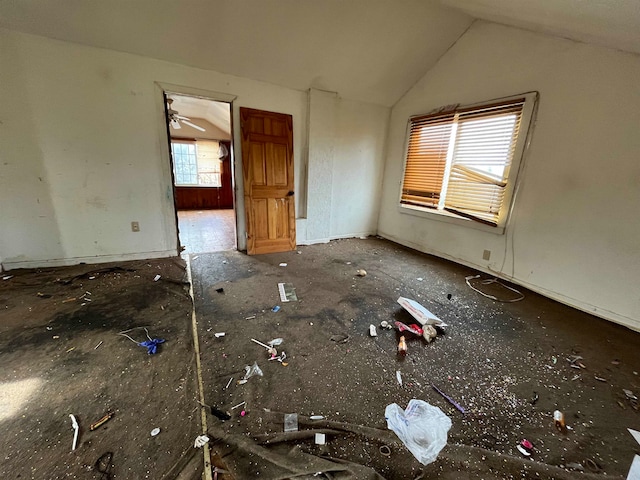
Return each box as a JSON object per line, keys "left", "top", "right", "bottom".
{"left": 378, "top": 21, "right": 640, "bottom": 331}
{"left": 299, "top": 89, "right": 389, "bottom": 244}
{"left": 0, "top": 29, "right": 389, "bottom": 269}
{"left": 331, "top": 98, "right": 388, "bottom": 238}
{"left": 0, "top": 29, "right": 306, "bottom": 267}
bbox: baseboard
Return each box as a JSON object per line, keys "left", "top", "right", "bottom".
{"left": 378, "top": 231, "right": 640, "bottom": 333}
{"left": 297, "top": 238, "right": 331, "bottom": 246}
{"left": 297, "top": 231, "right": 375, "bottom": 246}
{"left": 1, "top": 250, "right": 178, "bottom": 271}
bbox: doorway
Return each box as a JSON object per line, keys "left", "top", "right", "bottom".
{"left": 164, "top": 92, "right": 236, "bottom": 254}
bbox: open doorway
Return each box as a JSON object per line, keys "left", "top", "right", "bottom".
{"left": 164, "top": 93, "right": 236, "bottom": 254}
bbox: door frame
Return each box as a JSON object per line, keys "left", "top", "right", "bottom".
{"left": 154, "top": 82, "right": 238, "bottom": 254}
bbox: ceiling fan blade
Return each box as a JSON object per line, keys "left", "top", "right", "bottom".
{"left": 170, "top": 119, "right": 181, "bottom": 129}
{"left": 181, "top": 119, "right": 206, "bottom": 132}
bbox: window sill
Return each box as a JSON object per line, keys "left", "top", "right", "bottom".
{"left": 397, "top": 204, "right": 505, "bottom": 235}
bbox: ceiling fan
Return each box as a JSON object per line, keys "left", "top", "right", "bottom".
{"left": 166, "top": 98, "right": 206, "bottom": 132}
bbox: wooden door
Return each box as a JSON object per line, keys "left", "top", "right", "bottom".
{"left": 240, "top": 107, "right": 296, "bottom": 254}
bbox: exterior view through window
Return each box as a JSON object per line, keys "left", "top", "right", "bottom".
{"left": 400, "top": 93, "right": 537, "bottom": 228}
{"left": 171, "top": 140, "right": 222, "bottom": 187}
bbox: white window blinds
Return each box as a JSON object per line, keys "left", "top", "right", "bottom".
{"left": 401, "top": 98, "right": 526, "bottom": 227}
{"left": 401, "top": 114, "right": 454, "bottom": 208}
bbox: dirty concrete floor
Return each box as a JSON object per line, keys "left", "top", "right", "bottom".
{"left": 0, "top": 259, "right": 200, "bottom": 479}
{"left": 1, "top": 238, "right": 639, "bottom": 479}
{"left": 191, "top": 237, "right": 640, "bottom": 479}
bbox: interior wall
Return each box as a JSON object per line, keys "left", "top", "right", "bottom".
{"left": 0, "top": 28, "right": 306, "bottom": 267}
{"left": 378, "top": 21, "right": 640, "bottom": 331}
{"left": 331, "top": 97, "right": 389, "bottom": 238}
{"left": 298, "top": 89, "right": 389, "bottom": 244}
{"left": 0, "top": 29, "right": 390, "bottom": 268}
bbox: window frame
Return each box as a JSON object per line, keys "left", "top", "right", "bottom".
{"left": 171, "top": 139, "right": 199, "bottom": 186}
{"left": 171, "top": 139, "right": 223, "bottom": 188}
{"left": 398, "top": 92, "right": 538, "bottom": 234}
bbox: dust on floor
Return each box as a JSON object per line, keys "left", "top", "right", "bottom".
{"left": 1, "top": 238, "right": 639, "bottom": 479}
{"left": 0, "top": 259, "right": 200, "bottom": 479}
{"left": 190, "top": 238, "right": 639, "bottom": 480}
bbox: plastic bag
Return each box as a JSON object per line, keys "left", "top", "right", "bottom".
{"left": 238, "top": 362, "right": 264, "bottom": 384}
{"left": 385, "top": 399, "right": 451, "bottom": 465}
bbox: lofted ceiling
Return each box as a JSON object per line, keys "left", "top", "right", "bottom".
{"left": 0, "top": 1, "right": 638, "bottom": 107}
{"left": 168, "top": 95, "right": 231, "bottom": 135}
{"left": 441, "top": 0, "right": 640, "bottom": 55}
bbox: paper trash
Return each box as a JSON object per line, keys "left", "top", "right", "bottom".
{"left": 397, "top": 297, "right": 447, "bottom": 327}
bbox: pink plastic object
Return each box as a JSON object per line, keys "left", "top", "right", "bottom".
{"left": 394, "top": 321, "right": 423, "bottom": 336}
{"left": 240, "top": 410, "right": 246, "bottom": 417}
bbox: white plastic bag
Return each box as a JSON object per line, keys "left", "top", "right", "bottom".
{"left": 237, "top": 361, "right": 264, "bottom": 384}
{"left": 385, "top": 399, "right": 452, "bottom": 465}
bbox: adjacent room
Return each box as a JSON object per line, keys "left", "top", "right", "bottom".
{"left": 1, "top": 1, "right": 639, "bottom": 479}
{"left": 167, "top": 94, "right": 236, "bottom": 254}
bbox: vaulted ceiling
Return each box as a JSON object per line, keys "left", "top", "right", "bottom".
{"left": 441, "top": 0, "right": 640, "bottom": 56}
{"left": 0, "top": 1, "right": 638, "bottom": 107}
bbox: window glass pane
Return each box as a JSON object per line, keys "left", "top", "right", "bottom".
{"left": 171, "top": 142, "right": 198, "bottom": 185}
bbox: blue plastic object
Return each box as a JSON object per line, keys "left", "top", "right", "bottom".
{"left": 140, "top": 338, "right": 165, "bottom": 354}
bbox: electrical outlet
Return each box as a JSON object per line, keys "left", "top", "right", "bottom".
{"left": 131, "top": 221, "right": 140, "bottom": 232}
{"left": 482, "top": 249, "right": 491, "bottom": 261}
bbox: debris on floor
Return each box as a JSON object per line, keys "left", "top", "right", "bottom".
{"left": 397, "top": 296, "right": 448, "bottom": 328}
{"left": 385, "top": 399, "right": 452, "bottom": 465}
{"left": 69, "top": 414, "right": 79, "bottom": 451}
{"left": 397, "top": 335, "right": 407, "bottom": 355}
{"left": 90, "top": 411, "right": 114, "bottom": 431}
{"left": 118, "top": 326, "right": 166, "bottom": 354}
{"left": 284, "top": 413, "right": 298, "bottom": 432}
{"left": 194, "top": 435, "right": 210, "bottom": 448}
{"left": 4, "top": 239, "right": 640, "bottom": 479}
{"left": 238, "top": 361, "right": 263, "bottom": 384}
{"left": 278, "top": 282, "right": 298, "bottom": 302}
{"left": 432, "top": 384, "right": 466, "bottom": 414}
{"left": 516, "top": 439, "right": 534, "bottom": 457}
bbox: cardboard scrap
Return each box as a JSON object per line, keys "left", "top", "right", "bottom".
{"left": 397, "top": 297, "right": 447, "bottom": 327}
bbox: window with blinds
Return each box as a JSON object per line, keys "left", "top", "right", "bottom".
{"left": 400, "top": 94, "right": 536, "bottom": 227}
